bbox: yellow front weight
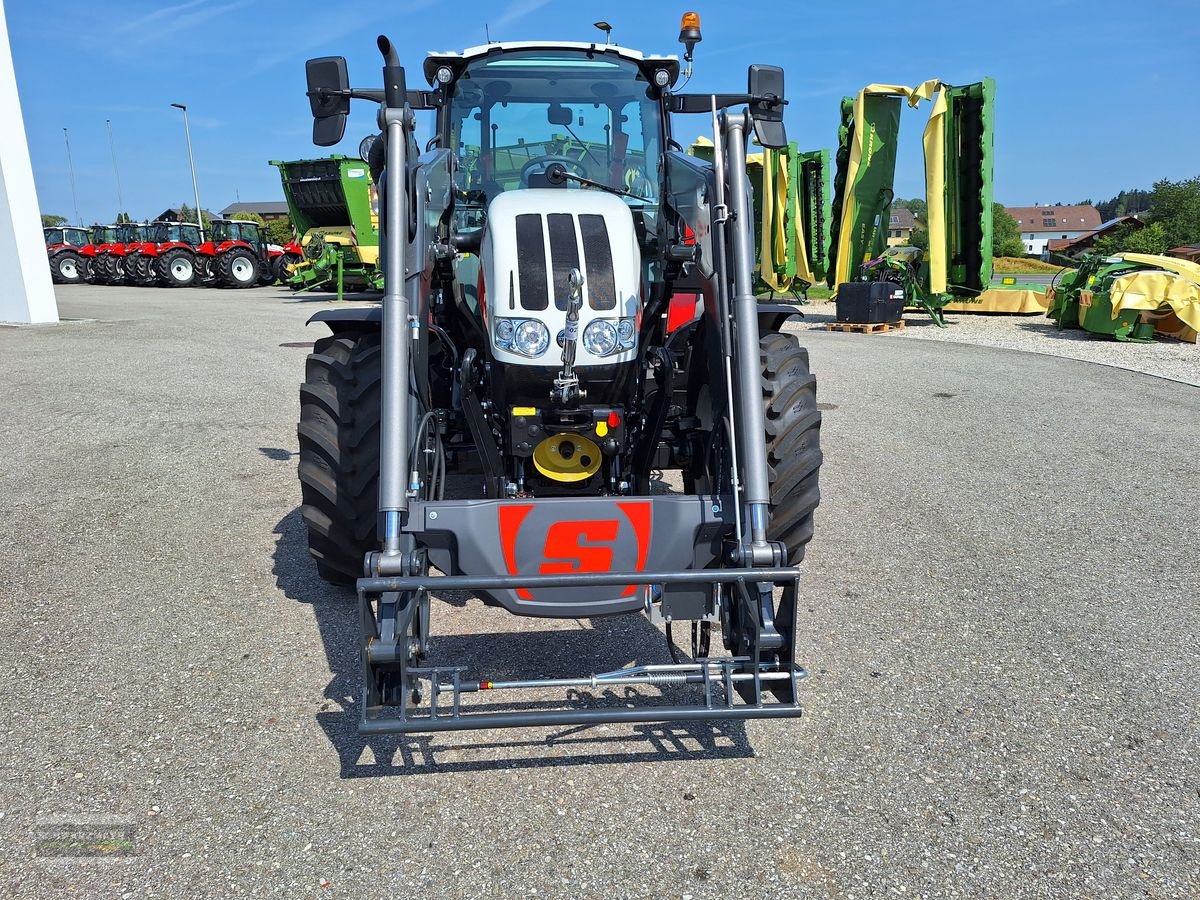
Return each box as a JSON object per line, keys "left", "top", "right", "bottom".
{"left": 532, "top": 434, "right": 602, "bottom": 483}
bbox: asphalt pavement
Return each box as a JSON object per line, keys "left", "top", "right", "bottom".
{"left": 2, "top": 284, "right": 1198, "bottom": 897}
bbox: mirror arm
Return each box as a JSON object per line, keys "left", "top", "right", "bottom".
{"left": 308, "top": 87, "right": 440, "bottom": 111}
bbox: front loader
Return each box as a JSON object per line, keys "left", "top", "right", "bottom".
{"left": 296, "top": 16, "right": 822, "bottom": 734}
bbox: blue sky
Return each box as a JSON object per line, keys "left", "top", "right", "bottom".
{"left": 11, "top": 0, "right": 1199, "bottom": 224}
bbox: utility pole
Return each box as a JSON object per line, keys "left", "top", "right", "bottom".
{"left": 62, "top": 127, "right": 81, "bottom": 225}
{"left": 106, "top": 119, "right": 124, "bottom": 215}
{"left": 170, "top": 103, "right": 203, "bottom": 236}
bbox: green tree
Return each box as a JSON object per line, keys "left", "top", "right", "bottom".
{"left": 1147, "top": 175, "right": 1200, "bottom": 248}
{"left": 41, "top": 214, "right": 67, "bottom": 227}
{"left": 176, "top": 203, "right": 217, "bottom": 231}
{"left": 992, "top": 203, "right": 1025, "bottom": 257}
{"left": 1092, "top": 222, "right": 1169, "bottom": 257}
{"left": 115, "top": 211, "right": 132, "bottom": 224}
{"left": 265, "top": 217, "right": 295, "bottom": 246}
{"left": 909, "top": 225, "right": 929, "bottom": 250}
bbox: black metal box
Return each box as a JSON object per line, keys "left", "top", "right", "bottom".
{"left": 835, "top": 281, "right": 904, "bottom": 324}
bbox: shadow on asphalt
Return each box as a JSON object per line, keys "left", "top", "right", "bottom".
{"left": 1013, "top": 320, "right": 1103, "bottom": 342}
{"left": 271, "top": 509, "right": 754, "bottom": 777}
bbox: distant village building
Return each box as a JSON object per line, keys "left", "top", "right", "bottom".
{"left": 1045, "top": 215, "right": 1145, "bottom": 258}
{"left": 886, "top": 207, "right": 916, "bottom": 246}
{"left": 1167, "top": 244, "right": 1200, "bottom": 263}
{"left": 219, "top": 201, "right": 290, "bottom": 222}
{"left": 1006, "top": 204, "right": 1102, "bottom": 257}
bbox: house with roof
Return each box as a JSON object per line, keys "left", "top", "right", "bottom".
{"left": 1045, "top": 215, "right": 1145, "bottom": 258}
{"left": 886, "top": 207, "right": 916, "bottom": 246}
{"left": 219, "top": 201, "right": 290, "bottom": 222}
{"left": 1167, "top": 244, "right": 1200, "bottom": 263}
{"left": 1006, "top": 204, "right": 1102, "bottom": 257}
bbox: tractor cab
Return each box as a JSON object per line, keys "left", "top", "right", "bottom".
{"left": 112, "top": 223, "right": 153, "bottom": 253}
{"left": 428, "top": 44, "right": 680, "bottom": 410}
{"left": 44, "top": 226, "right": 90, "bottom": 248}
{"left": 88, "top": 225, "right": 122, "bottom": 253}
{"left": 149, "top": 221, "right": 203, "bottom": 247}
{"left": 435, "top": 45, "right": 669, "bottom": 249}
{"left": 208, "top": 219, "right": 266, "bottom": 254}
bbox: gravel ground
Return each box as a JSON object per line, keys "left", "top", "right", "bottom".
{"left": 1, "top": 285, "right": 1198, "bottom": 897}
{"left": 798, "top": 302, "right": 1200, "bottom": 387}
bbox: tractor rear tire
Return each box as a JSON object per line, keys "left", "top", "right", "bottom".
{"left": 760, "top": 332, "right": 822, "bottom": 564}
{"left": 53, "top": 250, "right": 85, "bottom": 284}
{"left": 88, "top": 255, "right": 111, "bottom": 284}
{"left": 157, "top": 248, "right": 197, "bottom": 287}
{"left": 271, "top": 254, "right": 295, "bottom": 285}
{"left": 128, "top": 254, "right": 154, "bottom": 285}
{"left": 297, "top": 331, "right": 382, "bottom": 585}
{"left": 215, "top": 249, "right": 261, "bottom": 288}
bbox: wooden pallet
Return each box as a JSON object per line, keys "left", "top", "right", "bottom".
{"left": 824, "top": 320, "right": 906, "bottom": 334}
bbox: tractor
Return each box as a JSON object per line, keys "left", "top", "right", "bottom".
{"left": 88, "top": 222, "right": 154, "bottom": 284}
{"left": 195, "top": 219, "right": 282, "bottom": 288}
{"left": 296, "top": 15, "right": 822, "bottom": 734}
{"left": 44, "top": 225, "right": 92, "bottom": 284}
{"left": 124, "top": 221, "right": 203, "bottom": 287}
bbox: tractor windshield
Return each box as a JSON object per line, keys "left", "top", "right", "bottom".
{"left": 64, "top": 228, "right": 90, "bottom": 246}
{"left": 447, "top": 50, "right": 662, "bottom": 209}
{"left": 45, "top": 228, "right": 63, "bottom": 245}
{"left": 212, "top": 221, "right": 258, "bottom": 243}
{"left": 92, "top": 227, "right": 118, "bottom": 244}
{"left": 116, "top": 224, "right": 150, "bottom": 243}
{"left": 150, "top": 224, "right": 201, "bottom": 243}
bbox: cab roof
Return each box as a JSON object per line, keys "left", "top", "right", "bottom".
{"left": 423, "top": 42, "right": 679, "bottom": 87}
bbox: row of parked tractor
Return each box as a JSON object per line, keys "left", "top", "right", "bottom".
{"left": 44, "top": 220, "right": 303, "bottom": 289}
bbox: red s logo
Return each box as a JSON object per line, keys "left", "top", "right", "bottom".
{"left": 539, "top": 520, "right": 620, "bottom": 575}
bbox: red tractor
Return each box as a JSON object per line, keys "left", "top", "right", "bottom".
{"left": 89, "top": 222, "right": 154, "bottom": 284}
{"left": 124, "top": 221, "right": 204, "bottom": 287}
{"left": 44, "top": 225, "right": 92, "bottom": 284}
{"left": 195, "top": 219, "right": 284, "bottom": 288}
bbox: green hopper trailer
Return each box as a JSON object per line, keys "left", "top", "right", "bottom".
{"left": 270, "top": 155, "right": 382, "bottom": 294}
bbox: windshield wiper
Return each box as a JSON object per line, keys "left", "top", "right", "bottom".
{"left": 544, "top": 163, "right": 653, "bottom": 202}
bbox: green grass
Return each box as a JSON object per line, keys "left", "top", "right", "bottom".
{"left": 994, "top": 256, "right": 1066, "bottom": 274}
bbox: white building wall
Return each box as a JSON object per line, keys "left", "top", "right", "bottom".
{"left": 1024, "top": 230, "right": 1090, "bottom": 258}
{"left": 0, "top": 2, "right": 58, "bottom": 324}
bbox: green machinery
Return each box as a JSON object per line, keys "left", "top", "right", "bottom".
{"left": 828, "top": 79, "right": 995, "bottom": 324}
{"left": 270, "top": 155, "right": 382, "bottom": 295}
{"left": 692, "top": 139, "right": 830, "bottom": 296}
{"left": 1046, "top": 253, "right": 1200, "bottom": 343}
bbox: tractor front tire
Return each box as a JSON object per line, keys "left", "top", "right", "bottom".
{"left": 761, "top": 332, "right": 822, "bottom": 564}
{"left": 297, "top": 331, "right": 382, "bottom": 585}
{"left": 53, "top": 250, "right": 85, "bottom": 284}
{"left": 215, "top": 249, "right": 261, "bottom": 288}
{"left": 157, "top": 248, "right": 197, "bottom": 287}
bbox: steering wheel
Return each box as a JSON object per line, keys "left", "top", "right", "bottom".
{"left": 519, "top": 155, "right": 588, "bottom": 187}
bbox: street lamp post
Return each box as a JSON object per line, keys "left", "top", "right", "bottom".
{"left": 170, "top": 103, "right": 203, "bottom": 237}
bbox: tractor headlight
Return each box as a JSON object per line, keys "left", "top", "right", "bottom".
{"left": 514, "top": 320, "right": 550, "bottom": 357}
{"left": 494, "top": 317, "right": 550, "bottom": 358}
{"left": 583, "top": 317, "right": 637, "bottom": 357}
{"left": 583, "top": 320, "right": 618, "bottom": 356}
{"left": 495, "top": 318, "right": 515, "bottom": 345}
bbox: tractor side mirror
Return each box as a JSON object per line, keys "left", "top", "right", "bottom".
{"left": 306, "top": 56, "right": 350, "bottom": 147}
{"left": 747, "top": 64, "right": 787, "bottom": 149}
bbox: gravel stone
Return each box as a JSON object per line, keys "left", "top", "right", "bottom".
{"left": 798, "top": 300, "right": 1200, "bottom": 386}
